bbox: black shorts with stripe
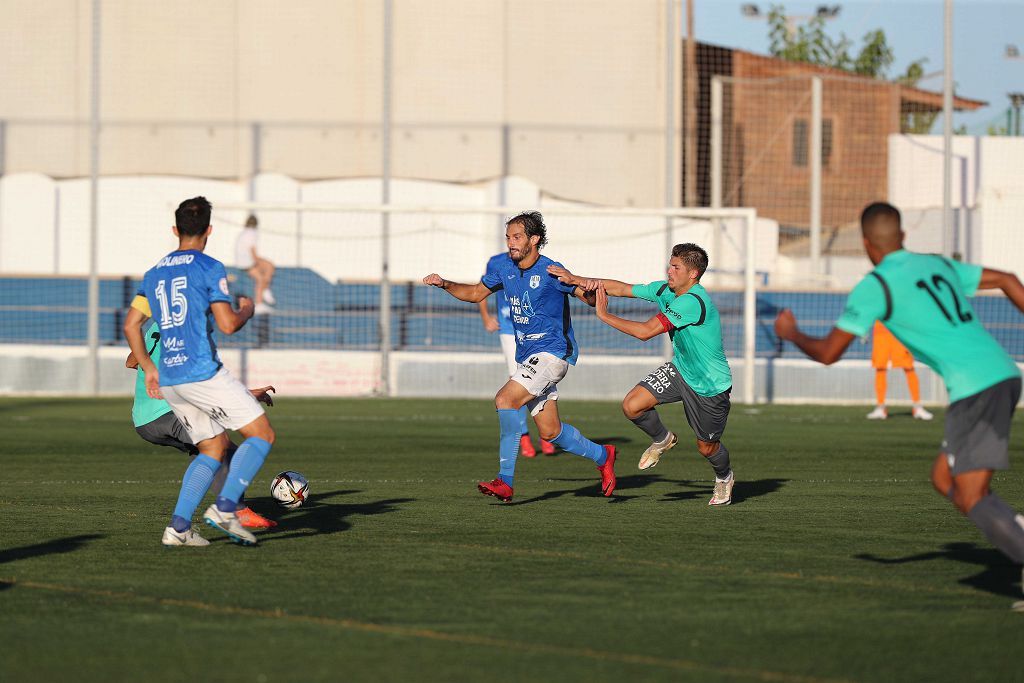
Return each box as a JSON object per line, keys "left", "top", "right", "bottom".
{"left": 637, "top": 362, "right": 731, "bottom": 443}
{"left": 943, "top": 377, "right": 1021, "bottom": 475}
{"left": 135, "top": 411, "right": 198, "bottom": 456}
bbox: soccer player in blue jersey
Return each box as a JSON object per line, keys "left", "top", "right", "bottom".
{"left": 423, "top": 211, "right": 616, "bottom": 502}
{"left": 125, "top": 318, "right": 278, "bottom": 529}
{"left": 549, "top": 244, "right": 736, "bottom": 506}
{"left": 775, "top": 202, "right": 1024, "bottom": 603}
{"left": 123, "top": 196, "right": 276, "bottom": 546}
{"left": 478, "top": 251, "right": 554, "bottom": 458}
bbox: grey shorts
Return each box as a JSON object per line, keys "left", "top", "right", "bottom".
{"left": 637, "top": 362, "right": 731, "bottom": 443}
{"left": 135, "top": 411, "right": 198, "bottom": 456}
{"left": 943, "top": 377, "right": 1021, "bottom": 475}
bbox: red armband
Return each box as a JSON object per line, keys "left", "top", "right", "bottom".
{"left": 656, "top": 313, "right": 674, "bottom": 333}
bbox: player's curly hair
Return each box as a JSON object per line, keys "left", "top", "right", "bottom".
{"left": 175, "top": 196, "right": 212, "bottom": 237}
{"left": 506, "top": 211, "right": 548, "bottom": 249}
{"left": 671, "top": 243, "right": 709, "bottom": 279}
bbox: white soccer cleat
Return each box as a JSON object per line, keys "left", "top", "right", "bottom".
{"left": 161, "top": 526, "right": 210, "bottom": 547}
{"left": 708, "top": 470, "right": 735, "bottom": 506}
{"left": 912, "top": 405, "right": 934, "bottom": 421}
{"left": 254, "top": 302, "right": 274, "bottom": 315}
{"left": 866, "top": 405, "right": 888, "bottom": 420}
{"left": 203, "top": 505, "right": 258, "bottom": 546}
{"left": 638, "top": 432, "right": 678, "bottom": 470}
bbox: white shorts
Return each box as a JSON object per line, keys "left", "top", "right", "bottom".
{"left": 499, "top": 333, "right": 517, "bottom": 377}
{"left": 511, "top": 351, "right": 569, "bottom": 416}
{"left": 161, "top": 368, "right": 265, "bottom": 443}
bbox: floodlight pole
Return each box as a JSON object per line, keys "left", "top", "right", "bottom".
{"left": 379, "top": 0, "right": 393, "bottom": 397}
{"left": 665, "top": 0, "right": 680, "bottom": 361}
{"left": 941, "top": 0, "right": 953, "bottom": 257}
{"left": 810, "top": 76, "right": 822, "bottom": 275}
{"left": 87, "top": 0, "right": 102, "bottom": 396}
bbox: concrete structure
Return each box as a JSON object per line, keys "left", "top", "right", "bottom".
{"left": 0, "top": 0, "right": 679, "bottom": 208}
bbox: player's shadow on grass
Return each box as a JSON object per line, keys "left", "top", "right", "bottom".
{"left": 255, "top": 489, "right": 413, "bottom": 542}
{"left": 659, "top": 477, "right": 787, "bottom": 505}
{"left": 855, "top": 542, "right": 1020, "bottom": 599}
{"left": 505, "top": 473, "right": 664, "bottom": 505}
{"left": 0, "top": 534, "right": 105, "bottom": 592}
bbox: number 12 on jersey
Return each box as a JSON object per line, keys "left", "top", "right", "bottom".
{"left": 916, "top": 274, "right": 973, "bottom": 325}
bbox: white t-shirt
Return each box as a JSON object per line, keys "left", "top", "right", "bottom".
{"left": 235, "top": 228, "right": 258, "bottom": 268}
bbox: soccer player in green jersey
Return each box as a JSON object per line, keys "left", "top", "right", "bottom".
{"left": 775, "top": 202, "right": 1024, "bottom": 600}
{"left": 549, "top": 243, "right": 736, "bottom": 506}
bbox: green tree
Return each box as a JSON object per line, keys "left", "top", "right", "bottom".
{"left": 768, "top": 4, "right": 936, "bottom": 133}
{"left": 896, "top": 58, "right": 939, "bottom": 134}
{"left": 768, "top": 4, "right": 894, "bottom": 77}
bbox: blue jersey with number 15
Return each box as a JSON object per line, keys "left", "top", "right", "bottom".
{"left": 138, "top": 249, "right": 232, "bottom": 387}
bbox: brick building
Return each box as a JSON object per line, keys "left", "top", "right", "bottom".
{"left": 686, "top": 43, "right": 985, "bottom": 233}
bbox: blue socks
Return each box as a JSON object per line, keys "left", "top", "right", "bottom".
{"left": 497, "top": 409, "right": 523, "bottom": 486}
{"left": 171, "top": 454, "right": 220, "bottom": 532}
{"left": 216, "top": 436, "right": 272, "bottom": 512}
{"left": 551, "top": 423, "right": 606, "bottom": 465}
{"left": 517, "top": 406, "right": 530, "bottom": 435}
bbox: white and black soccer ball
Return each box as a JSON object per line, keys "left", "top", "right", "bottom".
{"left": 270, "top": 471, "right": 309, "bottom": 509}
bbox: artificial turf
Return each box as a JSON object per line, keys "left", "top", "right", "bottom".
{"left": 1, "top": 397, "right": 1022, "bottom": 682}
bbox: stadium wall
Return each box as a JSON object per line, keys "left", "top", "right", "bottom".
{"left": 0, "top": 343, "right": 978, "bottom": 407}
{"left": 0, "top": 0, "right": 678, "bottom": 208}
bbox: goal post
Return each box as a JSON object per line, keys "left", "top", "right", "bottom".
{"left": 214, "top": 201, "right": 761, "bottom": 403}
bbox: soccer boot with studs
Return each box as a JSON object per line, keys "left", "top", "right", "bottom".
{"left": 478, "top": 478, "right": 514, "bottom": 502}
{"left": 597, "top": 445, "right": 617, "bottom": 497}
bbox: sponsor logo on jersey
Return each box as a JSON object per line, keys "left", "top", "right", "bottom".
{"left": 163, "top": 352, "right": 190, "bottom": 367}
{"left": 163, "top": 336, "right": 186, "bottom": 352}
{"left": 219, "top": 277, "right": 229, "bottom": 296}
{"left": 529, "top": 275, "right": 541, "bottom": 289}
{"left": 157, "top": 254, "right": 195, "bottom": 268}
{"left": 525, "top": 333, "right": 547, "bottom": 340}
{"left": 521, "top": 291, "right": 536, "bottom": 317}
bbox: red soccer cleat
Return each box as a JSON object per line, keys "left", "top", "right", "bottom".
{"left": 236, "top": 506, "right": 278, "bottom": 529}
{"left": 597, "top": 445, "right": 617, "bottom": 497}
{"left": 540, "top": 439, "right": 556, "bottom": 455}
{"left": 478, "top": 478, "right": 514, "bottom": 502}
{"left": 520, "top": 435, "right": 537, "bottom": 458}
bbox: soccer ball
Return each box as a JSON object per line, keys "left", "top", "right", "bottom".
{"left": 270, "top": 471, "right": 309, "bottom": 509}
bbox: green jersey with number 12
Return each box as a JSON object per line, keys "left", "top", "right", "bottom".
{"left": 836, "top": 250, "right": 1019, "bottom": 402}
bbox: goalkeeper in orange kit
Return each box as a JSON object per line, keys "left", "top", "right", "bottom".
{"left": 867, "top": 320, "right": 933, "bottom": 421}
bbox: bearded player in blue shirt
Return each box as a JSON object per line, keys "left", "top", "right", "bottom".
{"left": 423, "top": 211, "right": 617, "bottom": 502}
{"left": 477, "top": 251, "right": 555, "bottom": 458}
{"left": 124, "top": 196, "right": 276, "bottom": 547}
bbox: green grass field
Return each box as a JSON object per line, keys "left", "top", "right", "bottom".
{"left": 2, "top": 397, "right": 1022, "bottom": 682}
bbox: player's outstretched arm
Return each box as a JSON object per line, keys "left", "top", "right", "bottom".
{"left": 593, "top": 283, "right": 665, "bottom": 340}
{"left": 478, "top": 300, "right": 499, "bottom": 331}
{"left": 978, "top": 268, "right": 1024, "bottom": 314}
{"left": 546, "top": 264, "right": 634, "bottom": 297}
{"left": 774, "top": 309, "right": 856, "bottom": 366}
{"left": 211, "top": 297, "right": 254, "bottom": 335}
{"left": 422, "top": 274, "right": 491, "bottom": 303}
